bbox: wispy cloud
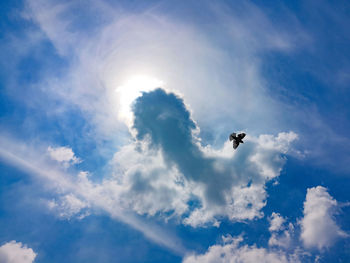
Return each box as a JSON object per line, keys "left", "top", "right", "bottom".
{"left": 19, "top": 0, "right": 307, "bottom": 141}
{"left": 3, "top": 0, "right": 346, "bottom": 175}
{"left": 0, "top": 135, "right": 186, "bottom": 256}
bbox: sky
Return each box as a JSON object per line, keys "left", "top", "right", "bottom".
{"left": 0, "top": 0, "right": 350, "bottom": 262}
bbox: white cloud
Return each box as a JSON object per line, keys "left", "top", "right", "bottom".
{"left": 0, "top": 241, "right": 36, "bottom": 263}
{"left": 24, "top": 0, "right": 82, "bottom": 56}
{"left": 269, "top": 212, "right": 286, "bottom": 232}
{"left": 268, "top": 212, "right": 294, "bottom": 249}
{"left": 183, "top": 235, "right": 301, "bottom": 263}
{"left": 6, "top": 135, "right": 343, "bottom": 259}
{"left": 0, "top": 127, "right": 296, "bottom": 252}
{"left": 1, "top": 0, "right": 306, "bottom": 248}
{"left": 4, "top": 0, "right": 349, "bottom": 259}
{"left": 16, "top": 0, "right": 347, "bottom": 174}
{"left": 0, "top": 136, "right": 186, "bottom": 255}
{"left": 21, "top": 0, "right": 309, "bottom": 144}
{"left": 189, "top": 132, "right": 296, "bottom": 226}
{"left": 111, "top": 126, "right": 297, "bottom": 227}
{"left": 47, "top": 146, "right": 81, "bottom": 167}
{"left": 182, "top": 188, "right": 350, "bottom": 263}
{"left": 249, "top": 132, "right": 298, "bottom": 180}
{"left": 269, "top": 222, "right": 294, "bottom": 249}
{"left": 300, "top": 186, "right": 348, "bottom": 250}
{"left": 0, "top": 121, "right": 298, "bottom": 232}
{"left": 47, "top": 191, "right": 90, "bottom": 219}
{"left": 268, "top": 187, "right": 349, "bottom": 251}
{"left": 112, "top": 141, "right": 191, "bottom": 219}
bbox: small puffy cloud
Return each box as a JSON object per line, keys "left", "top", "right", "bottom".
{"left": 300, "top": 186, "right": 348, "bottom": 250}
{"left": 0, "top": 241, "right": 36, "bottom": 263}
{"left": 269, "top": 212, "right": 286, "bottom": 232}
{"left": 183, "top": 235, "right": 300, "bottom": 263}
{"left": 269, "top": 231, "right": 292, "bottom": 249}
{"left": 47, "top": 146, "right": 81, "bottom": 167}
{"left": 269, "top": 224, "right": 294, "bottom": 249}
{"left": 268, "top": 213, "right": 294, "bottom": 249}
{"left": 48, "top": 193, "right": 90, "bottom": 220}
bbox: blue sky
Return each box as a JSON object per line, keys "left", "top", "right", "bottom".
{"left": 0, "top": 0, "right": 350, "bottom": 262}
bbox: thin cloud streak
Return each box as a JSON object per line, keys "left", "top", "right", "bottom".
{"left": 0, "top": 135, "right": 187, "bottom": 256}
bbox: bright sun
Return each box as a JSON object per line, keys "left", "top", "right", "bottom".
{"left": 116, "top": 75, "right": 164, "bottom": 125}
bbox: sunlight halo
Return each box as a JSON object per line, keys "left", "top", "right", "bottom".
{"left": 116, "top": 75, "right": 164, "bottom": 126}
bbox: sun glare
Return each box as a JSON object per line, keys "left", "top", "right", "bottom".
{"left": 116, "top": 75, "right": 164, "bottom": 125}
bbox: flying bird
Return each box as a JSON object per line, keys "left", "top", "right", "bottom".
{"left": 229, "top": 132, "right": 246, "bottom": 149}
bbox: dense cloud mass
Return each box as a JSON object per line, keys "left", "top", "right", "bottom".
{"left": 112, "top": 88, "right": 298, "bottom": 226}
{"left": 300, "top": 186, "right": 348, "bottom": 250}
{"left": 0, "top": 241, "right": 36, "bottom": 263}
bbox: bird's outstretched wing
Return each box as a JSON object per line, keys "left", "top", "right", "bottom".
{"left": 229, "top": 133, "right": 236, "bottom": 141}
{"left": 232, "top": 140, "right": 239, "bottom": 149}
{"left": 238, "top": 133, "right": 246, "bottom": 139}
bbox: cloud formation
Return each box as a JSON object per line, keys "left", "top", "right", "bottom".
{"left": 183, "top": 235, "right": 301, "bottom": 263}
{"left": 182, "top": 184, "right": 349, "bottom": 263}
{"left": 0, "top": 241, "right": 36, "bottom": 263}
{"left": 20, "top": 0, "right": 308, "bottom": 144}
{"left": 300, "top": 186, "right": 348, "bottom": 250}
{"left": 47, "top": 146, "right": 81, "bottom": 167}
{"left": 112, "top": 88, "right": 298, "bottom": 226}
{"left": 47, "top": 191, "right": 90, "bottom": 219}
{"left": 0, "top": 1, "right": 349, "bottom": 261}
{"left": 0, "top": 135, "right": 186, "bottom": 255}
{"left": 0, "top": 88, "right": 298, "bottom": 252}
{"left": 269, "top": 212, "right": 286, "bottom": 232}
{"left": 268, "top": 213, "right": 294, "bottom": 249}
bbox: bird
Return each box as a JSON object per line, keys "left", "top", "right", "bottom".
{"left": 229, "top": 132, "right": 246, "bottom": 149}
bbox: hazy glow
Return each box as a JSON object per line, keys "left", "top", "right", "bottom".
{"left": 116, "top": 75, "right": 164, "bottom": 126}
